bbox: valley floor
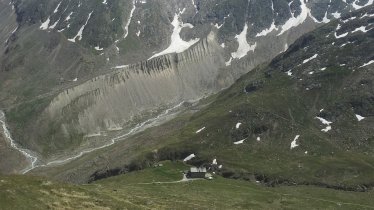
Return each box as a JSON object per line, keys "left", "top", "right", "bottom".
{"left": 0, "top": 127, "right": 28, "bottom": 174}
{"left": 1, "top": 161, "right": 373, "bottom": 209}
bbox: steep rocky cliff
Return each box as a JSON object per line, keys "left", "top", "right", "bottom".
{"left": 46, "top": 33, "right": 226, "bottom": 137}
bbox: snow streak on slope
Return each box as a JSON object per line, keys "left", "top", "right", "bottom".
{"left": 355, "top": 114, "right": 365, "bottom": 121}
{"left": 234, "top": 139, "right": 246, "bottom": 145}
{"left": 352, "top": 0, "right": 374, "bottom": 10}
{"left": 359, "top": 60, "right": 374, "bottom": 68}
{"left": 256, "top": 21, "right": 278, "bottom": 37}
{"left": 40, "top": 17, "right": 51, "bottom": 30}
{"left": 278, "top": 0, "right": 309, "bottom": 36}
{"left": 124, "top": 0, "right": 136, "bottom": 39}
{"left": 149, "top": 10, "right": 200, "bottom": 59}
{"left": 68, "top": 11, "right": 93, "bottom": 42}
{"left": 259, "top": 0, "right": 373, "bottom": 37}
{"left": 195, "top": 127, "right": 206, "bottom": 134}
{"left": 315, "top": 116, "right": 332, "bottom": 133}
{"left": 231, "top": 23, "right": 256, "bottom": 59}
{"left": 39, "top": 1, "right": 62, "bottom": 30}
{"left": 53, "top": 1, "right": 62, "bottom": 13}
{"left": 290, "top": 135, "right": 300, "bottom": 149}
{"left": 256, "top": 0, "right": 278, "bottom": 37}
{"left": 303, "top": 54, "right": 318, "bottom": 64}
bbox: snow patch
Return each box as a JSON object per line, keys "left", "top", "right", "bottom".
{"left": 236, "top": 123, "right": 242, "bottom": 129}
{"left": 212, "top": 159, "right": 217, "bottom": 165}
{"left": 225, "top": 57, "right": 233, "bottom": 66}
{"left": 355, "top": 114, "right": 365, "bottom": 121}
{"left": 352, "top": 0, "right": 374, "bottom": 10}
{"left": 195, "top": 127, "right": 206, "bottom": 134}
{"left": 49, "top": 18, "right": 60, "bottom": 29}
{"left": 361, "top": 13, "right": 374, "bottom": 18}
{"left": 283, "top": 43, "right": 289, "bottom": 52}
{"left": 149, "top": 10, "right": 200, "bottom": 59}
{"left": 290, "top": 135, "right": 300, "bottom": 149}
{"left": 124, "top": 0, "right": 136, "bottom": 39}
{"left": 95, "top": 46, "right": 103, "bottom": 51}
{"left": 183, "top": 154, "right": 195, "bottom": 162}
{"left": 352, "top": 26, "right": 370, "bottom": 33}
{"left": 53, "top": 1, "right": 62, "bottom": 13}
{"left": 191, "top": 0, "right": 198, "bottom": 13}
{"left": 303, "top": 54, "right": 318, "bottom": 64}
{"left": 359, "top": 60, "right": 374, "bottom": 68}
{"left": 278, "top": 0, "right": 309, "bottom": 36}
{"left": 213, "top": 23, "right": 224, "bottom": 29}
{"left": 315, "top": 116, "right": 332, "bottom": 132}
{"left": 40, "top": 17, "right": 51, "bottom": 30}
{"left": 234, "top": 139, "right": 246, "bottom": 145}
{"left": 286, "top": 70, "right": 293, "bottom": 76}
{"left": 331, "top": 12, "right": 341, "bottom": 19}
{"left": 231, "top": 23, "right": 256, "bottom": 60}
{"left": 256, "top": 21, "right": 278, "bottom": 37}
{"left": 321, "top": 11, "right": 330, "bottom": 23}
{"left": 113, "top": 65, "right": 128, "bottom": 69}
{"left": 65, "top": 12, "right": 73, "bottom": 21}
{"left": 342, "top": 16, "right": 357, "bottom": 23}
{"left": 334, "top": 24, "right": 348, "bottom": 39}
{"left": 68, "top": 11, "right": 93, "bottom": 42}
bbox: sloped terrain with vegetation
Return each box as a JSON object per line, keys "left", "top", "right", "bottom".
{"left": 130, "top": 6, "right": 374, "bottom": 190}
{"left": 31, "top": 5, "right": 374, "bottom": 190}
{"left": 2, "top": 0, "right": 373, "bottom": 174}
{"left": 1, "top": 161, "right": 374, "bottom": 209}
{"left": 1, "top": 2, "right": 374, "bottom": 209}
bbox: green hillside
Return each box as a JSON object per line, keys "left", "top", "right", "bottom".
{"left": 75, "top": 6, "right": 374, "bottom": 190}
{"left": 1, "top": 161, "right": 374, "bottom": 209}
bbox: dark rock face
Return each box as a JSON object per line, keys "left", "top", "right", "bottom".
{"left": 244, "top": 80, "right": 264, "bottom": 93}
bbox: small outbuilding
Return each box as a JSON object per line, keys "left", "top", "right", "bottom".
{"left": 187, "top": 167, "right": 207, "bottom": 178}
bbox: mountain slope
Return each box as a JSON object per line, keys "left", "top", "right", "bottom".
{"left": 1, "top": 0, "right": 374, "bottom": 174}
{"left": 1, "top": 161, "right": 374, "bottom": 209}
{"left": 151, "top": 6, "right": 374, "bottom": 189}
{"left": 29, "top": 5, "right": 374, "bottom": 188}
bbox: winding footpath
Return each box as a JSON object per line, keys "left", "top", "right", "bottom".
{"left": 0, "top": 101, "right": 186, "bottom": 174}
